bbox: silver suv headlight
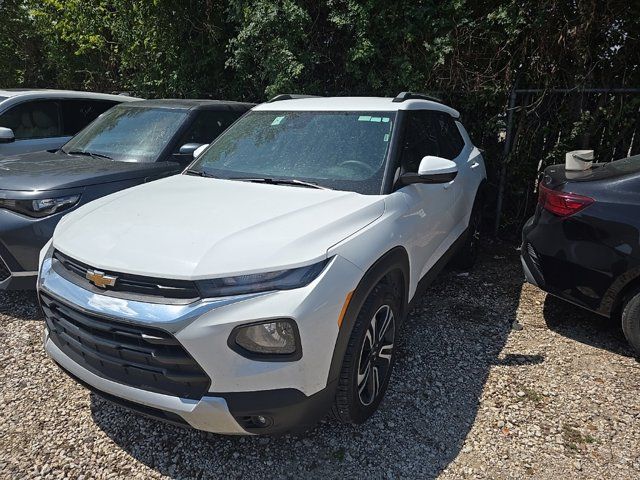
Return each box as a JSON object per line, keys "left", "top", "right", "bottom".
{"left": 196, "top": 259, "right": 329, "bottom": 298}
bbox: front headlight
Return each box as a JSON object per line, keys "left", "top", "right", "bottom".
{"left": 0, "top": 195, "right": 81, "bottom": 218}
{"left": 196, "top": 259, "right": 329, "bottom": 297}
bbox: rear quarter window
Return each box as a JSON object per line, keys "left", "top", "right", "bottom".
{"left": 435, "top": 113, "right": 465, "bottom": 159}
{"left": 0, "top": 100, "right": 62, "bottom": 140}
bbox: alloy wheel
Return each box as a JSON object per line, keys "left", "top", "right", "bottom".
{"left": 357, "top": 304, "right": 396, "bottom": 406}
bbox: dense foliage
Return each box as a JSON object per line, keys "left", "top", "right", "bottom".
{"left": 1, "top": 0, "right": 639, "bottom": 234}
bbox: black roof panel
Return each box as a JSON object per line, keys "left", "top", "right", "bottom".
{"left": 125, "top": 99, "right": 255, "bottom": 111}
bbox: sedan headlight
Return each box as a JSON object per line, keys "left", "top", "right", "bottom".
{"left": 0, "top": 195, "right": 81, "bottom": 218}
{"left": 196, "top": 259, "right": 328, "bottom": 297}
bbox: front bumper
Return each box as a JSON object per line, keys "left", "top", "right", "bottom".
{"left": 39, "top": 251, "right": 363, "bottom": 434}
{"left": 0, "top": 208, "right": 59, "bottom": 290}
{"left": 45, "top": 333, "right": 247, "bottom": 434}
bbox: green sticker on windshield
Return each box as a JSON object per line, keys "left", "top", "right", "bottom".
{"left": 382, "top": 117, "right": 390, "bottom": 123}
{"left": 271, "top": 116, "right": 285, "bottom": 125}
{"left": 384, "top": 133, "right": 390, "bottom": 142}
{"left": 358, "top": 115, "right": 371, "bottom": 122}
{"left": 370, "top": 117, "right": 382, "bottom": 122}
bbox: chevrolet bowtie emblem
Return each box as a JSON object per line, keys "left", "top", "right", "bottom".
{"left": 86, "top": 270, "right": 117, "bottom": 288}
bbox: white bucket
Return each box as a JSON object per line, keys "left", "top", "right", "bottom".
{"left": 565, "top": 150, "right": 594, "bottom": 171}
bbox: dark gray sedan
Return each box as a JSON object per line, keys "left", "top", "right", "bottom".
{"left": 0, "top": 99, "right": 253, "bottom": 289}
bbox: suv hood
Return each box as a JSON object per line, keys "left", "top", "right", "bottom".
{"left": 0, "top": 151, "right": 173, "bottom": 191}
{"left": 53, "top": 175, "right": 385, "bottom": 279}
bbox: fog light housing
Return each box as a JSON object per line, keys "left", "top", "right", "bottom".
{"left": 229, "top": 319, "right": 301, "bottom": 361}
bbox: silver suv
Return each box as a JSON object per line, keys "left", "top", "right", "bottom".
{"left": 0, "top": 89, "right": 140, "bottom": 157}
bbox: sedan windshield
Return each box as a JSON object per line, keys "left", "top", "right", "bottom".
{"left": 190, "top": 111, "right": 396, "bottom": 194}
{"left": 61, "top": 105, "right": 188, "bottom": 162}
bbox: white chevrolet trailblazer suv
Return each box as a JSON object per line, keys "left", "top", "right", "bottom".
{"left": 39, "top": 93, "right": 486, "bottom": 435}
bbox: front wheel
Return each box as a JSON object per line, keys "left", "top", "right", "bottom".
{"left": 332, "top": 283, "right": 400, "bottom": 424}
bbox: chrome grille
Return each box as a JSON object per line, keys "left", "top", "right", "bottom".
{"left": 41, "top": 292, "right": 210, "bottom": 399}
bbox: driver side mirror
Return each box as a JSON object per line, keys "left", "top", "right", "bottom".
{"left": 0, "top": 127, "right": 15, "bottom": 144}
{"left": 399, "top": 155, "right": 458, "bottom": 185}
{"left": 178, "top": 143, "right": 204, "bottom": 156}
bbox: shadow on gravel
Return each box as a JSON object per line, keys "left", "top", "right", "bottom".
{"left": 90, "top": 242, "right": 525, "bottom": 479}
{"left": 492, "top": 353, "right": 544, "bottom": 366}
{"left": 543, "top": 295, "right": 635, "bottom": 357}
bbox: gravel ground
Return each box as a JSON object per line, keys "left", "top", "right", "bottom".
{"left": 1, "top": 241, "right": 639, "bottom": 479}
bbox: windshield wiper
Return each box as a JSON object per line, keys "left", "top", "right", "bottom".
{"left": 184, "top": 169, "right": 217, "bottom": 178}
{"left": 65, "top": 150, "right": 113, "bottom": 160}
{"left": 228, "top": 177, "right": 329, "bottom": 190}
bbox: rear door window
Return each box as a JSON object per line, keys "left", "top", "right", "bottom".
{"left": 0, "top": 100, "right": 62, "bottom": 140}
{"left": 60, "top": 99, "right": 119, "bottom": 136}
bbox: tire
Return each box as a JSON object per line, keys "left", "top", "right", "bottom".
{"left": 452, "top": 195, "right": 483, "bottom": 271}
{"left": 331, "top": 282, "right": 400, "bottom": 424}
{"left": 621, "top": 289, "right": 640, "bottom": 355}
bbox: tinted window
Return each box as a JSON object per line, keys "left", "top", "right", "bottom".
{"left": 174, "top": 110, "right": 242, "bottom": 151}
{"left": 0, "top": 101, "right": 61, "bottom": 140}
{"left": 60, "top": 99, "right": 119, "bottom": 136}
{"left": 399, "top": 111, "right": 440, "bottom": 173}
{"left": 191, "top": 111, "right": 396, "bottom": 194}
{"left": 435, "top": 113, "right": 465, "bottom": 159}
{"left": 61, "top": 105, "right": 189, "bottom": 162}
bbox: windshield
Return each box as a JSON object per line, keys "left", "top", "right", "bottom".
{"left": 61, "top": 105, "right": 188, "bottom": 162}
{"left": 190, "top": 111, "right": 396, "bottom": 194}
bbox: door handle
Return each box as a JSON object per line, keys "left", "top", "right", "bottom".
{"left": 470, "top": 161, "right": 480, "bottom": 169}
{"left": 443, "top": 180, "right": 454, "bottom": 190}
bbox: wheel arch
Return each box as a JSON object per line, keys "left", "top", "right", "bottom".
{"left": 326, "top": 247, "right": 410, "bottom": 386}
{"left": 602, "top": 266, "right": 640, "bottom": 317}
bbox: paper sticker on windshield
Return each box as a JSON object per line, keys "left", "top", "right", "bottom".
{"left": 271, "top": 116, "right": 285, "bottom": 125}
{"left": 359, "top": 116, "right": 390, "bottom": 123}
{"left": 384, "top": 133, "right": 390, "bottom": 142}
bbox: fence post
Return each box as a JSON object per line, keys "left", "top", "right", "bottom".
{"left": 494, "top": 88, "right": 517, "bottom": 236}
